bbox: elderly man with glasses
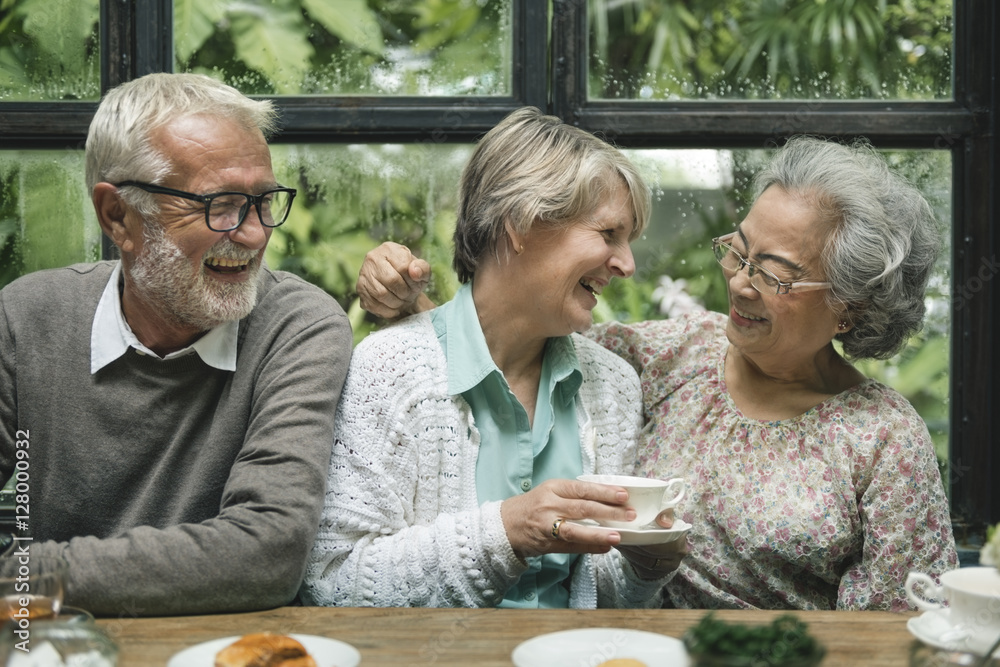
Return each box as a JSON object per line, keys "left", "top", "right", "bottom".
{"left": 0, "top": 73, "right": 352, "bottom": 617}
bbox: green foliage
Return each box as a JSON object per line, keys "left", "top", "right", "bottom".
{"left": 264, "top": 143, "right": 467, "bottom": 344}
{"left": 725, "top": 0, "right": 885, "bottom": 95}
{"left": 0, "top": 167, "right": 21, "bottom": 287}
{"left": 174, "top": 0, "right": 227, "bottom": 65}
{"left": 881, "top": 0, "right": 953, "bottom": 98}
{"left": 683, "top": 612, "right": 825, "bottom": 665}
{"left": 0, "top": 153, "right": 101, "bottom": 288}
{"left": 227, "top": 4, "right": 314, "bottom": 95}
{"left": 0, "top": 0, "right": 99, "bottom": 100}
{"left": 590, "top": 0, "right": 952, "bottom": 100}
{"left": 174, "top": 0, "right": 506, "bottom": 95}
{"left": 302, "top": 0, "right": 385, "bottom": 56}
{"left": 595, "top": 196, "right": 736, "bottom": 324}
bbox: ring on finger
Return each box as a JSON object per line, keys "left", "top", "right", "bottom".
{"left": 551, "top": 518, "right": 565, "bottom": 540}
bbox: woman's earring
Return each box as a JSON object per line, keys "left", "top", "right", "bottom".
{"left": 837, "top": 321, "right": 848, "bottom": 331}
{"left": 516, "top": 243, "right": 524, "bottom": 255}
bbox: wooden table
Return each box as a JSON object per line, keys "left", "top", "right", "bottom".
{"left": 94, "top": 606, "right": 924, "bottom": 666}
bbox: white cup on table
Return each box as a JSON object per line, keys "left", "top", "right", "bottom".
{"left": 906, "top": 566, "right": 1000, "bottom": 647}
{"left": 577, "top": 474, "right": 685, "bottom": 530}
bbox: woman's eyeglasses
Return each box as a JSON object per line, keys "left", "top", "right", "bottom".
{"left": 712, "top": 233, "right": 831, "bottom": 295}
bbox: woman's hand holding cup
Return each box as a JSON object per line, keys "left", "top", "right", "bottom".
{"left": 576, "top": 474, "right": 685, "bottom": 530}
{"left": 499, "top": 478, "right": 645, "bottom": 560}
{"left": 499, "top": 474, "right": 688, "bottom": 576}
{"left": 575, "top": 474, "right": 689, "bottom": 580}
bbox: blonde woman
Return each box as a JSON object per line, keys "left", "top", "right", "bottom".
{"left": 302, "top": 108, "right": 687, "bottom": 609}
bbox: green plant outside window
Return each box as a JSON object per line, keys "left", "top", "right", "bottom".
{"left": 590, "top": 0, "right": 952, "bottom": 100}
{"left": 0, "top": 0, "right": 100, "bottom": 101}
{"left": 174, "top": 0, "right": 511, "bottom": 96}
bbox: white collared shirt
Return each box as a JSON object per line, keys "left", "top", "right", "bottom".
{"left": 90, "top": 262, "right": 238, "bottom": 374}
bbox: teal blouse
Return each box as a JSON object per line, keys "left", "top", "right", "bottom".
{"left": 431, "top": 283, "right": 584, "bottom": 608}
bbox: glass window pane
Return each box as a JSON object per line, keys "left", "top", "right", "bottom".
{"left": 590, "top": 0, "right": 953, "bottom": 100}
{"left": 0, "top": 151, "right": 102, "bottom": 289}
{"left": 265, "top": 142, "right": 471, "bottom": 343}
{"left": 0, "top": 0, "right": 100, "bottom": 101}
{"left": 176, "top": 0, "right": 511, "bottom": 96}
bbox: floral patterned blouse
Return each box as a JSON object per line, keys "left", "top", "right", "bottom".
{"left": 591, "top": 311, "right": 958, "bottom": 611}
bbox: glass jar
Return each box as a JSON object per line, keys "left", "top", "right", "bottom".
{"left": 0, "top": 620, "right": 118, "bottom": 666}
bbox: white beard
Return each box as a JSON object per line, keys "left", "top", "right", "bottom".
{"left": 127, "top": 221, "right": 262, "bottom": 331}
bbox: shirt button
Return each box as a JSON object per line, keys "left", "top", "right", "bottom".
{"left": 524, "top": 591, "right": 536, "bottom": 601}
{"left": 520, "top": 480, "right": 531, "bottom": 492}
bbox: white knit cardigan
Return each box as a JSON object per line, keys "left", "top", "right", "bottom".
{"left": 301, "top": 313, "right": 665, "bottom": 608}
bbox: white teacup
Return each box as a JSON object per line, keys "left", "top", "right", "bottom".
{"left": 906, "top": 567, "right": 1000, "bottom": 644}
{"left": 577, "top": 474, "right": 685, "bottom": 530}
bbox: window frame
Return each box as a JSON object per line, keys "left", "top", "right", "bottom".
{"left": 0, "top": 0, "right": 995, "bottom": 535}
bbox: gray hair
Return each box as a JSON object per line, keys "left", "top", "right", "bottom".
{"left": 85, "top": 73, "right": 277, "bottom": 218}
{"left": 755, "top": 135, "right": 941, "bottom": 360}
{"left": 452, "top": 107, "right": 651, "bottom": 283}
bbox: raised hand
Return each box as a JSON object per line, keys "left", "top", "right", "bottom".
{"left": 355, "top": 241, "right": 435, "bottom": 319}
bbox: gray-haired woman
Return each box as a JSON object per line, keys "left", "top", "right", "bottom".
{"left": 354, "top": 135, "right": 958, "bottom": 611}
{"left": 302, "top": 107, "right": 688, "bottom": 609}
{"left": 594, "top": 136, "right": 957, "bottom": 611}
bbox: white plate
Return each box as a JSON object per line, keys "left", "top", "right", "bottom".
{"left": 907, "top": 609, "right": 1000, "bottom": 657}
{"left": 568, "top": 519, "right": 692, "bottom": 545}
{"left": 512, "top": 627, "right": 689, "bottom": 667}
{"left": 166, "top": 633, "right": 361, "bottom": 667}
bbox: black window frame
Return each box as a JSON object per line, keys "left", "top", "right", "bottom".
{"left": 0, "top": 0, "right": 995, "bottom": 536}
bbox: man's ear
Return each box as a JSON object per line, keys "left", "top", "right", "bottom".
{"left": 92, "top": 182, "right": 136, "bottom": 254}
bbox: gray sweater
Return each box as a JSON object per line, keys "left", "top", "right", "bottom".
{"left": 0, "top": 262, "right": 351, "bottom": 616}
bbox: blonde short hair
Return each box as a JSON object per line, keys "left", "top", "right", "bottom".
{"left": 452, "top": 107, "right": 650, "bottom": 283}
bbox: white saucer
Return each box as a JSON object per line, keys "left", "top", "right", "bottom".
{"left": 567, "top": 519, "right": 692, "bottom": 545}
{"left": 166, "top": 633, "right": 360, "bottom": 667}
{"left": 512, "top": 627, "right": 690, "bottom": 667}
{"left": 907, "top": 609, "right": 1000, "bottom": 657}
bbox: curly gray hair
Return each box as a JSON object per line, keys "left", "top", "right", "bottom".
{"left": 754, "top": 135, "right": 941, "bottom": 360}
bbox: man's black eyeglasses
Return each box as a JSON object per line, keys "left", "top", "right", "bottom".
{"left": 114, "top": 181, "right": 297, "bottom": 232}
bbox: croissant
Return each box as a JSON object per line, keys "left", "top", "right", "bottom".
{"left": 214, "top": 632, "right": 318, "bottom": 667}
